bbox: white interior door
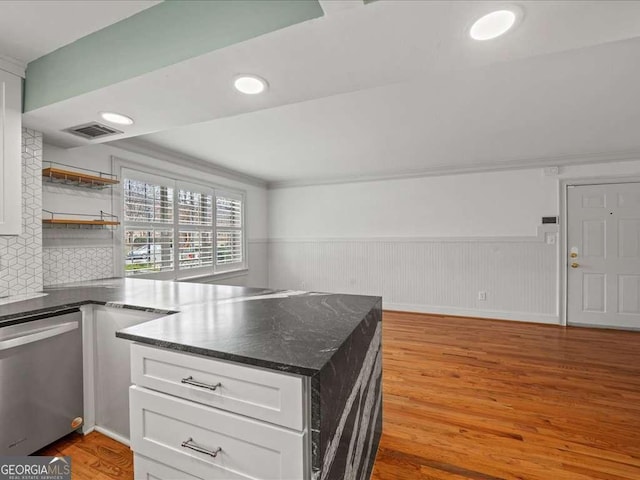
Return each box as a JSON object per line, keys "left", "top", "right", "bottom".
{"left": 567, "top": 182, "right": 640, "bottom": 329}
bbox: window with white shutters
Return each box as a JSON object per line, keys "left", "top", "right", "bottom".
{"left": 124, "top": 179, "right": 174, "bottom": 224}
{"left": 123, "top": 177, "right": 175, "bottom": 275}
{"left": 216, "top": 194, "right": 243, "bottom": 268}
{"left": 124, "top": 228, "right": 174, "bottom": 274}
{"left": 122, "top": 169, "right": 245, "bottom": 279}
{"left": 178, "top": 188, "right": 213, "bottom": 269}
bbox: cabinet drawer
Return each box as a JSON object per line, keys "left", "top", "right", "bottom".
{"left": 131, "top": 343, "right": 304, "bottom": 430}
{"left": 130, "top": 386, "right": 307, "bottom": 480}
{"left": 134, "top": 454, "right": 202, "bottom": 480}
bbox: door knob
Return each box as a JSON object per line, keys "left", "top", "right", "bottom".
{"left": 571, "top": 262, "right": 579, "bottom": 268}
{"left": 570, "top": 252, "right": 578, "bottom": 258}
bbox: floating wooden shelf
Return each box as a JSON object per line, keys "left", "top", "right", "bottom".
{"left": 42, "top": 210, "right": 120, "bottom": 228}
{"left": 42, "top": 162, "right": 119, "bottom": 188}
{"left": 43, "top": 218, "right": 120, "bottom": 226}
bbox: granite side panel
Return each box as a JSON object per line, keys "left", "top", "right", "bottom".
{"left": 313, "top": 299, "right": 382, "bottom": 480}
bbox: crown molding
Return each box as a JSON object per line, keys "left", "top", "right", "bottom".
{"left": 111, "top": 138, "right": 267, "bottom": 188}
{"left": 0, "top": 54, "right": 26, "bottom": 78}
{"left": 268, "top": 149, "right": 640, "bottom": 189}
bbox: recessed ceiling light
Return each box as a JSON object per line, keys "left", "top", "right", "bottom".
{"left": 100, "top": 112, "right": 134, "bottom": 126}
{"left": 470, "top": 10, "right": 517, "bottom": 41}
{"left": 233, "top": 75, "right": 268, "bottom": 95}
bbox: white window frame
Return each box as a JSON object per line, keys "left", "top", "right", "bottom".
{"left": 115, "top": 158, "right": 247, "bottom": 281}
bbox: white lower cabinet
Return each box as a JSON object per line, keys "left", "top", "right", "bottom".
{"left": 134, "top": 454, "right": 203, "bottom": 480}
{"left": 131, "top": 343, "right": 304, "bottom": 430}
{"left": 129, "top": 345, "right": 309, "bottom": 480}
{"left": 93, "top": 308, "right": 165, "bottom": 440}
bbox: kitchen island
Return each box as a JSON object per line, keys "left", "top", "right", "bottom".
{"left": 0, "top": 278, "right": 382, "bottom": 480}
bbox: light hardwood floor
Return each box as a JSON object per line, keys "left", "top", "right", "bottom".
{"left": 371, "top": 311, "right": 640, "bottom": 480}
{"left": 38, "top": 311, "right": 640, "bottom": 480}
{"left": 35, "top": 431, "right": 133, "bottom": 479}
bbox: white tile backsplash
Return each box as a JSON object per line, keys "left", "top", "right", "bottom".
{"left": 43, "top": 246, "right": 114, "bottom": 286}
{"left": 0, "top": 128, "right": 43, "bottom": 297}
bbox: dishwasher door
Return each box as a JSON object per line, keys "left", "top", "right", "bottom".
{"left": 0, "top": 310, "right": 83, "bottom": 455}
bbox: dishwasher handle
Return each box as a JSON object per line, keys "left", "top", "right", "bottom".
{"left": 0, "top": 321, "right": 79, "bottom": 351}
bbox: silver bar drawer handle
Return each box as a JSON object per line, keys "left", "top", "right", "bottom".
{"left": 181, "top": 376, "right": 222, "bottom": 391}
{"left": 181, "top": 438, "right": 222, "bottom": 458}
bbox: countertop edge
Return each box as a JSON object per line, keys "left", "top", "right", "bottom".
{"left": 318, "top": 298, "right": 383, "bottom": 376}
{"left": 0, "top": 300, "right": 178, "bottom": 327}
{"left": 115, "top": 331, "right": 321, "bottom": 377}
{"left": 0, "top": 281, "right": 382, "bottom": 378}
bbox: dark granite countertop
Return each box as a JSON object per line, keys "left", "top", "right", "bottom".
{"left": 0, "top": 278, "right": 381, "bottom": 376}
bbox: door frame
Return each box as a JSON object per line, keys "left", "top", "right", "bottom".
{"left": 560, "top": 175, "right": 640, "bottom": 327}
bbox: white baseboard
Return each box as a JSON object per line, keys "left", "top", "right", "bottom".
{"left": 384, "top": 302, "right": 560, "bottom": 325}
{"left": 94, "top": 426, "right": 130, "bottom": 447}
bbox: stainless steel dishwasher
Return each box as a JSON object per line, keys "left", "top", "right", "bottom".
{"left": 0, "top": 309, "right": 83, "bottom": 455}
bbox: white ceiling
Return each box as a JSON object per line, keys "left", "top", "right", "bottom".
{"left": 0, "top": 0, "right": 159, "bottom": 65}
{"left": 138, "top": 37, "right": 640, "bottom": 185}
{"left": 18, "top": 0, "right": 640, "bottom": 185}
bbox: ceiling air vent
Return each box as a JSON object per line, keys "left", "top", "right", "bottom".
{"left": 64, "top": 122, "right": 123, "bottom": 140}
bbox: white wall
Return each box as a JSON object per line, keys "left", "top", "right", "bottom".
{"left": 270, "top": 169, "right": 557, "bottom": 238}
{"left": 43, "top": 142, "right": 269, "bottom": 288}
{"left": 268, "top": 160, "right": 640, "bottom": 323}
{"left": 41, "top": 136, "right": 640, "bottom": 323}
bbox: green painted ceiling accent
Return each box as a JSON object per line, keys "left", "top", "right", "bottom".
{"left": 24, "top": 0, "right": 324, "bottom": 112}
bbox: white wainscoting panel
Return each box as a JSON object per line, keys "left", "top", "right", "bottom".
{"left": 268, "top": 237, "right": 559, "bottom": 324}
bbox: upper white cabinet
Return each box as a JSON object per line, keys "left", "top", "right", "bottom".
{"left": 0, "top": 68, "right": 22, "bottom": 235}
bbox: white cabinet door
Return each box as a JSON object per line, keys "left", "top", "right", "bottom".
{"left": 131, "top": 343, "right": 304, "bottom": 430}
{"left": 134, "top": 454, "right": 203, "bottom": 480}
{"left": 567, "top": 182, "right": 640, "bottom": 329}
{"left": 0, "top": 68, "right": 22, "bottom": 235}
{"left": 130, "top": 386, "right": 307, "bottom": 480}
